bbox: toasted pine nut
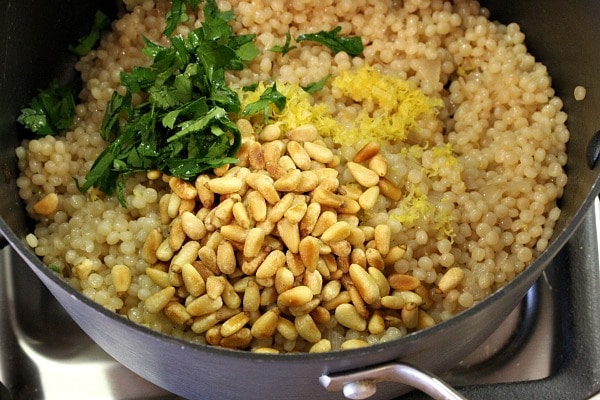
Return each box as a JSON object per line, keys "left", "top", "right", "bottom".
{"left": 206, "top": 275, "right": 225, "bottom": 299}
{"left": 247, "top": 190, "right": 267, "bottom": 222}
{"left": 156, "top": 238, "right": 175, "bottom": 262}
{"left": 169, "top": 177, "right": 198, "bottom": 200}
{"left": 145, "top": 286, "right": 176, "bottom": 313}
{"left": 220, "top": 311, "right": 250, "bottom": 337}
{"left": 338, "top": 197, "right": 361, "bottom": 214}
{"left": 299, "top": 202, "right": 321, "bottom": 236}
{"left": 368, "top": 311, "right": 386, "bottom": 335}
{"left": 389, "top": 274, "right": 421, "bottom": 291}
{"left": 297, "top": 170, "right": 319, "bottom": 192}
{"left": 216, "top": 241, "right": 236, "bottom": 275}
{"left": 220, "top": 327, "right": 252, "bottom": 349}
{"left": 347, "top": 162, "right": 380, "bottom": 187}
{"left": 402, "top": 302, "right": 419, "bottom": 329}
{"left": 378, "top": 177, "right": 402, "bottom": 201}
{"left": 285, "top": 251, "right": 305, "bottom": 276}
{"left": 277, "top": 218, "right": 300, "bottom": 253}
{"left": 186, "top": 293, "right": 223, "bottom": 316}
{"left": 277, "top": 285, "right": 313, "bottom": 307}
{"left": 275, "top": 266, "right": 295, "bottom": 294}
{"left": 418, "top": 310, "right": 436, "bottom": 329}
{"left": 311, "top": 187, "right": 345, "bottom": 208}
{"left": 353, "top": 142, "right": 381, "bottom": 163}
{"left": 310, "top": 305, "right": 330, "bottom": 325}
{"left": 179, "top": 198, "right": 195, "bottom": 214}
{"left": 141, "top": 228, "right": 162, "bottom": 264}
{"left": 198, "top": 245, "right": 218, "bottom": 273}
{"left": 286, "top": 124, "right": 318, "bottom": 142}
{"left": 368, "top": 267, "right": 390, "bottom": 297}
{"left": 242, "top": 247, "right": 271, "bottom": 275}
{"left": 167, "top": 193, "right": 182, "bottom": 219}
{"left": 33, "top": 193, "right": 59, "bottom": 216}
{"left": 259, "top": 124, "right": 281, "bottom": 141}
{"left": 274, "top": 169, "right": 302, "bottom": 192}
{"left": 321, "top": 280, "right": 342, "bottom": 302}
{"left": 374, "top": 224, "right": 391, "bottom": 255}
{"left": 181, "top": 211, "right": 206, "bottom": 240}
{"left": 111, "top": 264, "right": 131, "bottom": 293}
{"left": 220, "top": 224, "right": 248, "bottom": 243}
{"left": 221, "top": 280, "right": 241, "bottom": 309}
{"left": 380, "top": 295, "right": 406, "bottom": 310}
{"left": 369, "top": 153, "right": 388, "bottom": 177}
{"left": 242, "top": 280, "right": 261, "bottom": 312}
{"left": 286, "top": 140, "right": 312, "bottom": 170}
{"left": 256, "top": 175, "right": 280, "bottom": 205}
{"left": 195, "top": 175, "right": 215, "bottom": 208}
{"left": 182, "top": 263, "right": 205, "bottom": 297}
{"left": 256, "top": 250, "right": 286, "bottom": 279}
{"left": 365, "top": 248, "right": 385, "bottom": 270}
{"left": 384, "top": 246, "right": 406, "bottom": 266}
{"left": 438, "top": 267, "right": 465, "bottom": 293}
{"left": 294, "top": 314, "right": 321, "bottom": 343}
{"left": 251, "top": 308, "right": 280, "bottom": 339}
{"left": 205, "top": 325, "right": 223, "bottom": 346}
{"left": 268, "top": 192, "right": 294, "bottom": 223}
{"left": 298, "top": 236, "right": 320, "bottom": 273}
{"left": 145, "top": 267, "right": 171, "bottom": 288}
{"left": 288, "top": 298, "right": 320, "bottom": 316}
{"left": 320, "top": 221, "right": 351, "bottom": 243}
{"left": 309, "top": 339, "right": 332, "bottom": 353}
{"left": 303, "top": 269, "right": 323, "bottom": 295}
{"left": 206, "top": 176, "right": 244, "bottom": 194}
{"left": 311, "top": 211, "right": 337, "bottom": 237}
{"left": 304, "top": 142, "right": 334, "bottom": 164}
{"left": 191, "top": 312, "right": 220, "bottom": 334}
{"left": 164, "top": 302, "right": 192, "bottom": 325}
{"left": 248, "top": 141, "right": 265, "bottom": 170}
{"left": 335, "top": 303, "right": 367, "bottom": 331}
{"left": 168, "top": 217, "right": 186, "bottom": 251}
{"left": 284, "top": 202, "right": 308, "bottom": 225}
{"left": 171, "top": 241, "right": 201, "bottom": 269}
{"left": 395, "top": 290, "right": 424, "bottom": 306}
{"left": 358, "top": 186, "right": 380, "bottom": 210}
{"left": 232, "top": 202, "right": 252, "bottom": 229}
{"left": 329, "top": 240, "right": 352, "bottom": 257}
{"left": 321, "top": 290, "right": 351, "bottom": 310}
{"left": 236, "top": 118, "right": 254, "bottom": 137}
{"left": 276, "top": 317, "right": 299, "bottom": 341}
{"left": 242, "top": 227, "right": 264, "bottom": 258}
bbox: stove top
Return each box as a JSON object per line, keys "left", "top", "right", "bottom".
{"left": 2, "top": 200, "right": 600, "bottom": 400}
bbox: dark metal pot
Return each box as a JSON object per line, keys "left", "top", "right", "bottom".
{"left": 1, "top": 1, "right": 600, "bottom": 399}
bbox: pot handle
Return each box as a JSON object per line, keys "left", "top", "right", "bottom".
{"left": 319, "top": 362, "right": 467, "bottom": 400}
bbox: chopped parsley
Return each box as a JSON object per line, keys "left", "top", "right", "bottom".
{"left": 78, "top": 0, "right": 258, "bottom": 205}
{"left": 270, "top": 31, "right": 297, "bottom": 55}
{"left": 296, "top": 26, "right": 364, "bottom": 57}
{"left": 69, "top": 10, "right": 111, "bottom": 56}
{"left": 302, "top": 75, "right": 331, "bottom": 94}
{"left": 241, "top": 83, "right": 287, "bottom": 124}
{"left": 17, "top": 80, "right": 77, "bottom": 136}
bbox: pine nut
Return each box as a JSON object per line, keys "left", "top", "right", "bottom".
{"left": 145, "top": 286, "right": 176, "bottom": 313}
{"left": 368, "top": 153, "right": 388, "bottom": 177}
{"left": 288, "top": 298, "right": 320, "bottom": 316}
{"left": 299, "top": 202, "right": 321, "bottom": 236}
{"left": 277, "top": 285, "right": 313, "bottom": 307}
{"left": 256, "top": 250, "right": 286, "bottom": 279}
{"left": 220, "top": 327, "right": 252, "bottom": 349}
{"left": 389, "top": 274, "right": 421, "bottom": 291}
{"left": 322, "top": 290, "right": 351, "bottom": 310}
{"left": 353, "top": 142, "right": 381, "bottom": 163}
{"left": 186, "top": 294, "right": 223, "bottom": 316}
{"left": 251, "top": 308, "right": 280, "bottom": 339}
{"left": 418, "top": 310, "right": 436, "bottom": 330}
{"left": 341, "top": 339, "right": 369, "bottom": 350}
{"left": 309, "top": 339, "right": 332, "bottom": 353}
{"left": 297, "top": 170, "right": 319, "bottom": 192}
{"left": 338, "top": 197, "right": 361, "bottom": 214}
{"left": 236, "top": 118, "right": 254, "bottom": 137}
{"left": 268, "top": 192, "right": 294, "bottom": 223}
{"left": 298, "top": 236, "right": 320, "bottom": 273}
{"left": 286, "top": 124, "right": 318, "bottom": 142}
{"left": 220, "top": 311, "right": 250, "bottom": 337}
{"left": 380, "top": 295, "right": 405, "bottom": 310}
{"left": 247, "top": 190, "right": 267, "bottom": 222}
{"left": 220, "top": 224, "right": 248, "bottom": 243}
{"left": 191, "top": 312, "right": 220, "bottom": 334}
{"left": 222, "top": 280, "right": 242, "bottom": 309}
{"left": 168, "top": 217, "right": 186, "bottom": 251}
{"left": 167, "top": 193, "right": 182, "bottom": 219}
{"left": 141, "top": 228, "right": 162, "bottom": 264}
{"left": 216, "top": 241, "right": 236, "bottom": 275}
{"left": 259, "top": 124, "right": 281, "bottom": 141}
{"left": 402, "top": 302, "right": 419, "bottom": 329}
{"left": 438, "top": 267, "right": 465, "bottom": 293}
{"left": 311, "top": 187, "right": 345, "bottom": 208}
{"left": 277, "top": 218, "right": 300, "bottom": 253}
{"left": 287, "top": 140, "right": 312, "bottom": 170}
{"left": 378, "top": 177, "right": 402, "bottom": 201}
{"left": 242, "top": 247, "right": 271, "bottom": 275}
{"left": 320, "top": 221, "right": 351, "bottom": 243}
{"left": 285, "top": 250, "right": 305, "bottom": 276}
{"left": 180, "top": 211, "right": 206, "bottom": 240}
{"left": 171, "top": 241, "right": 201, "bottom": 269}
{"left": 303, "top": 269, "right": 323, "bottom": 295}
{"left": 242, "top": 227, "right": 264, "bottom": 258}
{"left": 347, "top": 162, "right": 380, "bottom": 187}
{"left": 241, "top": 279, "right": 260, "bottom": 311}
{"left": 182, "top": 263, "right": 205, "bottom": 297}
{"left": 169, "top": 177, "right": 197, "bottom": 200}
{"left": 284, "top": 202, "right": 308, "bottom": 225}
{"left": 335, "top": 303, "right": 367, "bottom": 331}
{"left": 368, "top": 311, "right": 386, "bottom": 335}
{"left": 358, "top": 186, "right": 380, "bottom": 210}
{"left": 311, "top": 210, "right": 337, "bottom": 237}
{"left": 145, "top": 267, "right": 171, "bottom": 288}
{"left": 206, "top": 176, "right": 244, "bottom": 194}
{"left": 294, "top": 314, "right": 321, "bottom": 343}
{"left": 321, "top": 280, "right": 342, "bottom": 302}
{"left": 110, "top": 264, "right": 131, "bottom": 293}
{"left": 365, "top": 248, "right": 385, "bottom": 270}
{"left": 33, "top": 193, "right": 59, "bottom": 216}
{"left": 274, "top": 169, "right": 302, "bottom": 192}
{"left": 374, "top": 224, "right": 391, "bottom": 255}
{"left": 156, "top": 238, "right": 174, "bottom": 261}
{"left": 232, "top": 202, "right": 251, "bottom": 229}
{"left": 368, "top": 267, "right": 390, "bottom": 297}
{"left": 195, "top": 175, "right": 215, "bottom": 208}
{"left": 164, "top": 302, "right": 192, "bottom": 325}
{"left": 310, "top": 306, "right": 330, "bottom": 325}
{"left": 248, "top": 141, "right": 265, "bottom": 170}
{"left": 384, "top": 246, "right": 406, "bottom": 266}
{"left": 206, "top": 276, "right": 225, "bottom": 299}
{"left": 304, "top": 142, "right": 334, "bottom": 164}
{"left": 198, "top": 245, "right": 218, "bottom": 273}
{"left": 275, "top": 266, "right": 295, "bottom": 294}
{"left": 276, "top": 317, "right": 298, "bottom": 341}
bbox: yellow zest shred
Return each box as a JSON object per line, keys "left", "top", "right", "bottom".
{"left": 330, "top": 64, "right": 443, "bottom": 146}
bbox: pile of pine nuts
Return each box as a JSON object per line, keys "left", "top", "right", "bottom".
{"left": 111, "top": 120, "right": 453, "bottom": 352}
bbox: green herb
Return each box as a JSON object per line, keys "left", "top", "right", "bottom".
{"left": 270, "top": 31, "right": 297, "bottom": 55}
{"left": 302, "top": 74, "right": 331, "bottom": 94}
{"left": 163, "top": 0, "right": 204, "bottom": 36}
{"left": 17, "top": 80, "right": 77, "bottom": 136}
{"left": 79, "top": 0, "right": 258, "bottom": 205}
{"left": 69, "top": 10, "right": 111, "bottom": 56}
{"left": 48, "top": 264, "right": 61, "bottom": 273}
{"left": 241, "top": 83, "right": 287, "bottom": 124}
{"left": 296, "top": 26, "right": 363, "bottom": 56}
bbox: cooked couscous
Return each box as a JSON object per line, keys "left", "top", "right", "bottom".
{"left": 16, "top": 0, "right": 568, "bottom": 352}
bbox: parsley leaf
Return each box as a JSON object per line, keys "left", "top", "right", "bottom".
{"left": 241, "top": 83, "right": 287, "bottom": 124}
{"left": 302, "top": 74, "right": 331, "bottom": 94}
{"left": 17, "top": 80, "right": 77, "bottom": 136}
{"left": 270, "top": 31, "right": 297, "bottom": 55}
{"left": 296, "top": 26, "right": 364, "bottom": 56}
{"left": 69, "top": 10, "right": 111, "bottom": 56}
{"left": 163, "top": 0, "right": 204, "bottom": 37}
{"left": 80, "top": 0, "right": 258, "bottom": 204}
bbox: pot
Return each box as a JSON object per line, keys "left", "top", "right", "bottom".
{"left": 1, "top": 1, "right": 600, "bottom": 399}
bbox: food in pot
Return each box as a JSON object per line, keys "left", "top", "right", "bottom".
{"left": 16, "top": 0, "right": 568, "bottom": 353}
